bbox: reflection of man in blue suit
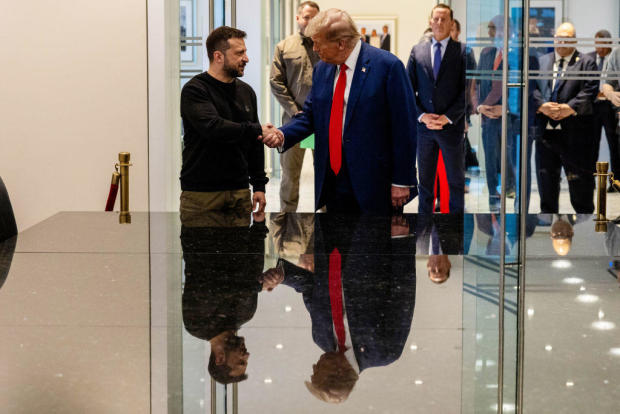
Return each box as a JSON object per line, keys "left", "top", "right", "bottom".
{"left": 262, "top": 9, "right": 418, "bottom": 214}
{"left": 407, "top": 4, "right": 466, "bottom": 214}
{"left": 278, "top": 214, "right": 416, "bottom": 403}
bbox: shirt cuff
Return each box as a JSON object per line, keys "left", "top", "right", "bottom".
{"left": 392, "top": 183, "right": 415, "bottom": 188}
{"left": 445, "top": 116, "right": 453, "bottom": 124}
{"left": 417, "top": 113, "right": 426, "bottom": 123}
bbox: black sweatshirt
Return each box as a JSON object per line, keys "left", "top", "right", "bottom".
{"left": 180, "top": 72, "right": 268, "bottom": 193}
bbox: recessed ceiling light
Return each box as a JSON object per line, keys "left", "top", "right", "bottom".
{"left": 552, "top": 260, "right": 572, "bottom": 269}
{"left": 576, "top": 294, "right": 599, "bottom": 303}
{"left": 410, "top": 344, "right": 418, "bottom": 351}
{"left": 566, "top": 381, "right": 574, "bottom": 387}
{"left": 592, "top": 321, "right": 616, "bottom": 331}
{"left": 275, "top": 344, "right": 283, "bottom": 350}
{"left": 563, "top": 277, "right": 584, "bottom": 284}
{"left": 527, "top": 308, "right": 535, "bottom": 317}
{"left": 284, "top": 306, "right": 292, "bottom": 312}
{"left": 264, "top": 378, "right": 273, "bottom": 384}
{"left": 414, "top": 380, "right": 423, "bottom": 385}
{"left": 608, "top": 348, "right": 620, "bottom": 356}
{"left": 545, "top": 345, "right": 553, "bottom": 351}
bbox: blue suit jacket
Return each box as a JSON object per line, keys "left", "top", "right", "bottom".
{"left": 280, "top": 42, "right": 418, "bottom": 214}
{"left": 407, "top": 39, "right": 466, "bottom": 134}
{"left": 280, "top": 214, "right": 416, "bottom": 372}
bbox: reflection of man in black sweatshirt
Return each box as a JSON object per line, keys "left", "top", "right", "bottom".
{"left": 181, "top": 209, "right": 269, "bottom": 385}
{"left": 180, "top": 27, "right": 269, "bottom": 218}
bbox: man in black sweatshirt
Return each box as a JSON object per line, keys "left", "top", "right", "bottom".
{"left": 180, "top": 26, "right": 275, "bottom": 218}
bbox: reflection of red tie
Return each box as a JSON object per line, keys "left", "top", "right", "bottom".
{"left": 328, "top": 248, "right": 346, "bottom": 351}
{"left": 493, "top": 50, "right": 503, "bottom": 71}
{"left": 329, "top": 64, "right": 348, "bottom": 175}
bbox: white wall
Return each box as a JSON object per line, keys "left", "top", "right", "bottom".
{"left": 0, "top": 1, "right": 149, "bottom": 230}
{"left": 317, "top": 0, "right": 437, "bottom": 63}
{"left": 566, "top": 0, "right": 618, "bottom": 40}
{"left": 148, "top": 0, "right": 182, "bottom": 213}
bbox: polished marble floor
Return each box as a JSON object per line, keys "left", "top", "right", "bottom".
{"left": 1, "top": 211, "right": 619, "bottom": 413}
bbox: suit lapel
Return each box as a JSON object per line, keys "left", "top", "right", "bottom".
{"left": 421, "top": 41, "right": 434, "bottom": 82}
{"left": 436, "top": 39, "right": 456, "bottom": 83}
{"left": 344, "top": 43, "right": 370, "bottom": 133}
{"left": 555, "top": 51, "right": 579, "bottom": 96}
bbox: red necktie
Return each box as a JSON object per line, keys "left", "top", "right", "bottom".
{"left": 493, "top": 50, "right": 503, "bottom": 71}
{"left": 329, "top": 64, "right": 348, "bottom": 175}
{"left": 328, "top": 248, "right": 346, "bottom": 352}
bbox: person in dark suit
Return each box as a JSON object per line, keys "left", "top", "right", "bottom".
{"left": 278, "top": 214, "right": 416, "bottom": 403}
{"left": 533, "top": 22, "right": 599, "bottom": 213}
{"left": 380, "top": 25, "right": 391, "bottom": 52}
{"left": 181, "top": 209, "right": 281, "bottom": 385}
{"left": 407, "top": 4, "right": 466, "bottom": 214}
{"left": 587, "top": 30, "right": 620, "bottom": 193}
{"left": 475, "top": 16, "right": 518, "bottom": 211}
{"left": 261, "top": 8, "right": 418, "bottom": 214}
{"left": 416, "top": 213, "right": 463, "bottom": 283}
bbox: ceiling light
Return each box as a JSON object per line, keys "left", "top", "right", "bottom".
{"left": 576, "top": 294, "right": 599, "bottom": 303}
{"left": 563, "top": 277, "right": 584, "bottom": 284}
{"left": 264, "top": 378, "right": 273, "bottom": 384}
{"left": 284, "top": 306, "right": 292, "bottom": 312}
{"left": 545, "top": 345, "right": 553, "bottom": 351}
{"left": 552, "top": 260, "right": 572, "bottom": 269}
{"left": 566, "top": 381, "right": 574, "bottom": 387}
{"left": 592, "top": 321, "right": 616, "bottom": 330}
{"left": 275, "top": 344, "right": 283, "bottom": 350}
{"left": 608, "top": 348, "right": 620, "bottom": 356}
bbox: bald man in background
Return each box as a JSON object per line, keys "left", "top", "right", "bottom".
{"left": 533, "top": 22, "right": 598, "bottom": 213}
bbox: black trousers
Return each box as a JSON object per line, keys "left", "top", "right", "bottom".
{"left": 535, "top": 129, "right": 595, "bottom": 213}
{"left": 592, "top": 100, "right": 620, "bottom": 177}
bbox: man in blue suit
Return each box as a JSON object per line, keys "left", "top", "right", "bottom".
{"left": 261, "top": 9, "right": 418, "bottom": 214}
{"left": 407, "top": 4, "right": 466, "bottom": 214}
{"left": 278, "top": 214, "right": 416, "bottom": 403}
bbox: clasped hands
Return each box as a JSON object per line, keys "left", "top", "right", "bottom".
{"left": 538, "top": 102, "right": 576, "bottom": 121}
{"left": 420, "top": 113, "right": 450, "bottom": 130}
{"left": 259, "top": 123, "right": 284, "bottom": 148}
{"left": 477, "top": 104, "right": 503, "bottom": 119}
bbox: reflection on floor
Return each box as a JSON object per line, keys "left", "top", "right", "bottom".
{"left": 1, "top": 212, "right": 618, "bottom": 413}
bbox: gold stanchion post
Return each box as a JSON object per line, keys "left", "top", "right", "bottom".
{"left": 595, "top": 162, "right": 609, "bottom": 232}
{"left": 118, "top": 152, "right": 131, "bottom": 224}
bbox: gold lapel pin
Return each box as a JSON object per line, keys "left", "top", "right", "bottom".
{"left": 361, "top": 67, "right": 366, "bottom": 72}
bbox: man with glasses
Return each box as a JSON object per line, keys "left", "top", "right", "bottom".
{"left": 533, "top": 22, "right": 598, "bottom": 213}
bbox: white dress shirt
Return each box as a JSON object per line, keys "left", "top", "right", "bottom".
{"left": 430, "top": 36, "right": 450, "bottom": 71}
{"left": 333, "top": 39, "right": 362, "bottom": 134}
{"left": 332, "top": 292, "right": 360, "bottom": 374}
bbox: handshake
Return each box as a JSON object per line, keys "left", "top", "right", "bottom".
{"left": 259, "top": 123, "right": 284, "bottom": 148}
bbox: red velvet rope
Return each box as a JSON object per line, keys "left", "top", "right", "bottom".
{"left": 105, "top": 183, "right": 119, "bottom": 211}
